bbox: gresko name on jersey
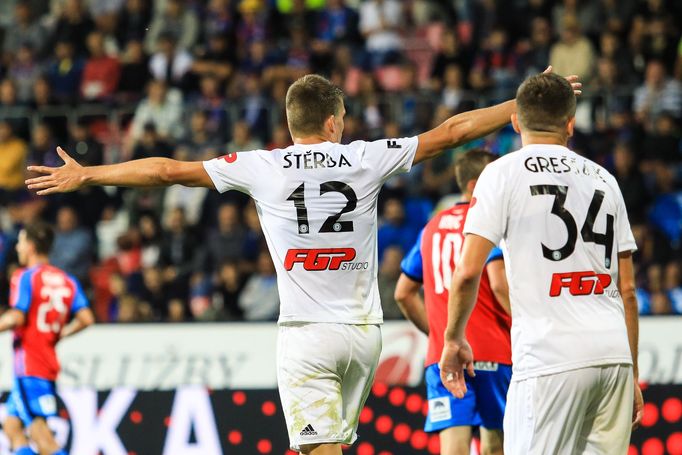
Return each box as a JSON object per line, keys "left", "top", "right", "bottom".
{"left": 283, "top": 151, "right": 352, "bottom": 170}
{"left": 524, "top": 155, "right": 607, "bottom": 183}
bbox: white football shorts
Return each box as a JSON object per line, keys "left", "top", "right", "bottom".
{"left": 504, "top": 363, "right": 634, "bottom": 455}
{"left": 277, "top": 322, "right": 381, "bottom": 451}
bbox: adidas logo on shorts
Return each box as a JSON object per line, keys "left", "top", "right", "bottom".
{"left": 300, "top": 424, "right": 318, "bottom": 436}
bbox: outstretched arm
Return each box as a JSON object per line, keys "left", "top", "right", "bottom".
{"left": 26, "top": 147, "right": 215, "bottom": 195}
{"left": 414, "top": 68, "right": 582, "bottom": 164}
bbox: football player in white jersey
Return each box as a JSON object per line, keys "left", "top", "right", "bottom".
{"left": 440, "top": 73, "right": 643, "bottom": 454}
{"left": 26, "top": 72, "right": 580, "bottom": 455}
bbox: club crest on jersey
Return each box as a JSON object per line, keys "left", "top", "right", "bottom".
{"left": 221, "top": 152, "right": 237, "bottom": 163}
{"left": 283, "top": 151, "right": 352, "bottom": 170}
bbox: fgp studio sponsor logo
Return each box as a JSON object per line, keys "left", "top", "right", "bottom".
{"left": 283, "top": 248, "right": 368, "bottom": 271}
{"left": 549, "top": 271, "right": 617, "bottom": 297}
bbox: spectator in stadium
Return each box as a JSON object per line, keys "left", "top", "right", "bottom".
{"left": 227, "top": 120, "right": 263, "bottom": 153}
{"left": 158, "top": 207, "right": 201, "bottom": 300}
{"left": 7, "top": 44, "right": 42, "bottom": 103}
{"left": 549, "top": 14, "right": 596, "bottom": 83}
{"left": 167, "top": 298, "right": 187, "bottom": 322}
{"left": 431, "top": 30, "right": 471, "bottom": 91}
{"left": 118, "top": 40, "right": 151, "bottom": 101}
{"left": 28, "top": 123, "right": 60, "bottom": 169}
{"left": 149, "top": 32, "right": 194, "bottom": 89}
{"left": 551, "top": 0, "right": 600, "bottom": 38}
{"left": 266, "top": 124, "right": 293, "bottom": 150}
{"left": 49, "top": 205, "right": 93, "bottom": 284}
{"left": 138, "top": 212, "right": 162, "bottom": 268}
{"left": 213, "top": 261, "right": 245, "bottom": 321}
{"left": 80, "top": 30, "right": 121, "bottom": 102}
{"left": 46, "top": 40, "right": 85, "bottom": 104}
{"left": 613, "top": 142, "right": 649, "bottom": 224}
{"left": 202, "top": 0, "right": 238, "bottom": 40}
{"left": 469, "top": 27, "right": 520, "bottom": 99}
{"left": 441, "top": 64, "right": 466, "bottom": 112}
{"left": 144, "top": 0, "right": 199, "bottom": 54}
{"left": 599, "top": 31, "right": 636, "bottom": 85}
{"left": 191, "top": 75, "right": 229, "bottom": 140}
{"left": 236, "top": 0, "right": 268, "bottom": 50}
{"left": 518, "top": 17, "right": 552, "bottom": 78}
{"left": 378, "top": 198, "right": 419, "bottom": 263}
{"left": 190, "top": 33, "right": 235, "bottom": 84}
{"left": 0, "top": 121, "right": 28, "bottom": 198}
{"left": 129, "top": 79, "right": 185, "bottom": 144}
{"left": 240, "top": 74, "right": 270, "bottom": 140}
{"left": 180, "top": 110, "right": 222, "bottom": 159}
{"left": 359, "top": 0, "right": 403, "bottom": 68}
{"left": 138, "top": 265, "right": 169, "bottom": 318}
{"left": 665, "top": 261, "right": 682, "bottom": 314}
{"left": 237, "top": 250, "right": 279, "bottom": 321}
{"left": 115, "top": 0, "right": 152, "bottom": 48}
{"left": 633, "top": 60, "right": 682, "bottom": 130}
{"left": 2, "top": 1, "right": 48, "bottom": 62}
{"left": 66, "top": 120, "right": 104, "bottom": 167}
{"left": 205, "top": 203, "right": 248, "bottom": 273}
{"left": 53, "top": 0, "right": 95, "bottom": 57}
{"left": 315, "top": 0, "right": 359, "bottom": 47}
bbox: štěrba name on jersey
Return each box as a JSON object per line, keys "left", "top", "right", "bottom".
{"left": 283, "top": 151, "right": 352, "bottom": 169}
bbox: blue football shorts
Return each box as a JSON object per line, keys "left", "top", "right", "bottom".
{"left": 5, "top": 377, "right": 58, "bottom": 427}
{"left": 424, "top": 362, "right": 512, "bottom": 432}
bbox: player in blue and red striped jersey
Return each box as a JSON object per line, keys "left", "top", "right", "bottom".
{"left": 395, "top": 149, "right": 511, "bottom": 455}
{"left": 0, "top": 222, "right": 94, "bottom": 455}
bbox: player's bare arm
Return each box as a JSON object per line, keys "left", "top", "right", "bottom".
{"left": 439, "top": 233, "right": 495, "bottom": 398}
{"left": 60, "top": 307, "right": 96, "bottom": 339}
{"left": 0, "top": 309, "right": 25, "bottom": 332}
{"left": 415, "top": 68, "right": 581, "bottom": 164}
{"left": 394, "top": 274, "right": 429, "bottom": 335}
{"left": 486, "top": 259, "right": 511, "bottom": 316}
{"left": 26, "top": 147, "right": 215, "bottom": 195}
{"left": 617, "top": 251, "right": 643, "bottom": 430}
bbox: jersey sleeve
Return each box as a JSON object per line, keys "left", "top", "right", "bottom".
{"left": 70, "top": 278, "right": 90, "bottom": 313}
{"left": 614, "top": 185, "right": 637, "bottom": 253}
{"left": 463, "top": 163, "right": 507, "bottom": 245}
{"left": 400, "top": 229, "right": 424, "bottom": 282}
{"left": 202, "top": 150, "right": 269, "bottom": 194}
{"left": 485, "top": 246, "right": 504, "bottom": 264}
{"left": 360, "top": 137, "right": 418, "bottom": 180}
{"left": 11, "top": 270, "right": 33, "bottom": 314}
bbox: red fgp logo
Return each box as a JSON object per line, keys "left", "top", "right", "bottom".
{"left": 549, "top": 271, "right": 612, "bottom": 297}
{"left": 284, "top": 248, "right": 356, "bottom": 271}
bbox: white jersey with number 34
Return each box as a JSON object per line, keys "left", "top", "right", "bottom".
{"left": 464, "top": 144, "right": 637, "bottom": 381}
{"left": 203, "top": 138, "right": 418, "bottom": 325}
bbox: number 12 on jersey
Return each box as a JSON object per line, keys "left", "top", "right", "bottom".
{"left": 530, "top": 185, "right": 614, "bottom": 268}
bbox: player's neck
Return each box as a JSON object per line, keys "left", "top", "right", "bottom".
{"left": 26, "top": 255, "right": 49, "bottom": 268}
{"left": 521, "top": 132, "right": 569, "bottom": 147}
{"left": 460, "top": 194, "right": 472, "bottom": 203}
{"left": 293, "top": 134, "right": 333, "bottom": 145}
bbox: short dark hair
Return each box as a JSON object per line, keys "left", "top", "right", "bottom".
{"left": 454, "top": 149, "right": 496, "bottom": 191}
{"left": 24, "top": 222, "right": 54, "bottom": 255}
{"left": 516, "top": 73, "right": 576, "bottom": 133}
{"left": 285, "top": 75, "right": 344, "bottom": 137}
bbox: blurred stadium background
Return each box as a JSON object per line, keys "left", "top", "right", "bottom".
{"left": 0, "top": 0, "right": 681, "bottom": 453}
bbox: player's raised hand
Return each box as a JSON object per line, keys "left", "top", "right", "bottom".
{"left": 439, "top": 338, "right": 475, "bottom": 399}
{"left": 26, "top": 147, "right": 86, "bottom": 195}
{"left": 543, "top": 65, "right": 582, "bottom": 96}
{"left": 632, "top": 382, "right": 644, "bottom": 430}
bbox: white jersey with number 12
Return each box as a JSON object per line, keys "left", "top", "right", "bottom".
{"left": 203, "top": 138, "right": 418, "bottom": 325}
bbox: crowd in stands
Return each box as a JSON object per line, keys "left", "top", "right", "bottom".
{"left": 0, "top": 0, "right": 681, "bottom": 321}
